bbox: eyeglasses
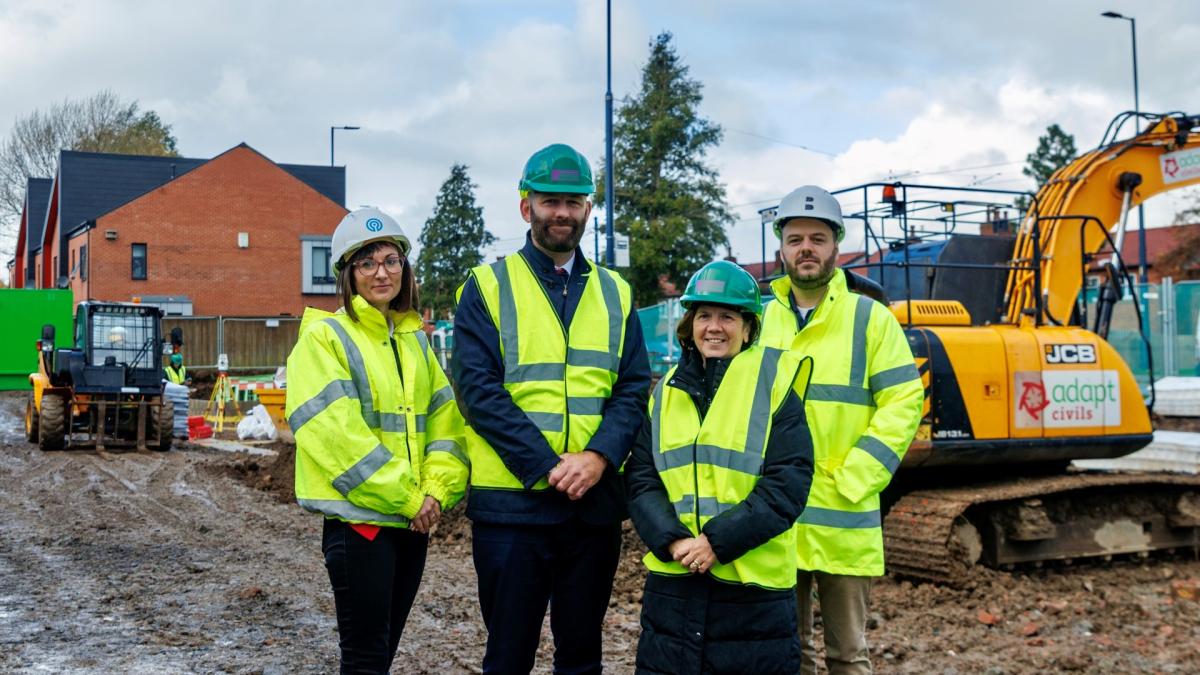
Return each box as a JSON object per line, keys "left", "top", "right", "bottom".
{"left": 352, "top": 256, "right": 405, "bottom": 275}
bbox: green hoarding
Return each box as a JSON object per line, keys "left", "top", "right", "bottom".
{"left": 0, "top": 289, "right": 74, "bottom": 390}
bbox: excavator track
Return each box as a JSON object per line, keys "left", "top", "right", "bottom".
{"left": 884, "top": 472, "right": 1200, "bottom": 585}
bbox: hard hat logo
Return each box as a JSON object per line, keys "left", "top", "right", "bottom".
{"left": 551, "top": 169, "right": 580, "bottom": 183}
{"left": 365, "top": 218, "right": 383, "bottom": 232}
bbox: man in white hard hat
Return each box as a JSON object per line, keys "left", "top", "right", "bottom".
{"left": 758, "top": 185, "right": 924, "bottom": 674}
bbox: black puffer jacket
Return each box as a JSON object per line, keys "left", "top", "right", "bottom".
{"left": 626, "top": 348, "right": 814, "bottom": 674}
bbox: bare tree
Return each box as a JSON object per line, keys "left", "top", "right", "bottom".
{"left": 0, "top": 91, "right": 179, "bottom": 260}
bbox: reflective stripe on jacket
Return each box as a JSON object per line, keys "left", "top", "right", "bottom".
{"left": 758, "top": 269, "right": 923, "bottom": 576}
{"left": 165, "top": 365, "right": 186, "bottom": 384}
{"left": 285, "top": 295, "right": 468, "bottom": 527}
{"left": 460, "top": 252, "right": 632, "bottom": 491}
{"left": 644, "top": 346, "right": 805, "bottom": 590}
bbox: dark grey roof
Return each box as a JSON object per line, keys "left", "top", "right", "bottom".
{"left": 24, "top": 177, "right": 52, "bottom": 254}
{"left": 57, "top": 150, "right": 207, "bottom": 238}
{"left": 279, "top": 163, "right": 345, "bottom": 207}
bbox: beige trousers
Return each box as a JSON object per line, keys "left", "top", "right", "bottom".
{"left": 796, "top": 571, "right": 872, "bottom": 675}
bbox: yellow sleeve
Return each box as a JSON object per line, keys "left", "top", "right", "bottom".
{"left": 419, "top": 348, "right": 469, "bottom": 510}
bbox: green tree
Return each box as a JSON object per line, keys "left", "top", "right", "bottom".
{"left": 417, "top": 164, "right": 496, "bottom": 317}
{"left": 596, "top": 32, "right": 732, "bottom": 305}
{"left": 0, "top": 90, "right": 179, "bottom": 259}
{"left": 1023, "top": 123, "right": 1077, "bottom": 188}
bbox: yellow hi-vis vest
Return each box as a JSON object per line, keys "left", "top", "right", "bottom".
{"left": 758, "top": 269, "right": 923, "bottom": 576}
{"left": 460, "top": 253, "right": 632, "bottom": 490}
{"left": 285, "top": 295, "right": 468, "bottom": 527}
{"left": 644, "top": 346, "right": 807, "bottom": 591}
{"left": 165, "top": 365, "right": 186, "bottom": 384}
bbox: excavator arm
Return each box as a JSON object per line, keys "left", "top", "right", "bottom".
{"left": 1005, "top": 113, "right": 1200, "bottom": 327}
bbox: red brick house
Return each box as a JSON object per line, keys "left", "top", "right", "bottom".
{"left": 11, "top": 145, "right": 346, "bottom": 316}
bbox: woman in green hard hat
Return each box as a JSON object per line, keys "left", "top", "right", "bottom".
{"left": 626, "top": 260, "right": 815, "bottom": 674}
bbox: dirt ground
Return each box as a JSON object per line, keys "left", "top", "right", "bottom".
{"left": 1, "top": 389, "right": 1198, "bottom": 674}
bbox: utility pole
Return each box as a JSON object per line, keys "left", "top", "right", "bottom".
{"left": 1102, "top": 11, "right": 1146, "bottom": 281}
{"left": 604, "top": 0, "right": 615, "bottom": 268}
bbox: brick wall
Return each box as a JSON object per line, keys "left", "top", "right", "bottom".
{"left": 86, "top": 146, "right": 345, "bottom": 316}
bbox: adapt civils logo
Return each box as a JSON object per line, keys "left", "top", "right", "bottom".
{"left": 1044, "top": 343, "right": 1096, "bottom": 364}
{"left": 1161, "top": 147, "right": 1200, "bottom": 184}
{"left": 365, "top": 217, "right": 384, "bottom": 232}
{"left": 1014, "top": 370, "right": 1121, "bottom": 428}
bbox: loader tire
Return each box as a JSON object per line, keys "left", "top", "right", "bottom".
{"left": 24, "top": 395, "right": 38, "bottom": 443}
{"left": 150, "top": 400, "right": 174, "bottom": 452}
{"left": 39, "top": 394, "right": 67, "bottom": 451}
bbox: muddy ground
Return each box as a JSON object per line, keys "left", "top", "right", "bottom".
{"left": 1, "top": 389, "right": 1198, "bottom": 673}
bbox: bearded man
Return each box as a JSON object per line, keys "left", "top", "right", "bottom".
{"left": 451, "top": 144, "right": 650, "bottom": 674}
{"left": 757, "top": 185, "right": 924, "bottom": 675}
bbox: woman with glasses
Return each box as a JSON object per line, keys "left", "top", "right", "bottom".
{"left": 285, "top": 207, "right": 468, "bottom": 673}
{"left": 626, "top": 261, "right": 815, "bottom": 674}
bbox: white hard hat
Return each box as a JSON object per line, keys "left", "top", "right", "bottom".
{"left": 331, "top": 207, "right": 411, "bottom": 273}
{"left": 773, "top": 185, "right": 845, "bottom": 242}
{"left": 108, "top": 325, "right": 127, "bottom": 343}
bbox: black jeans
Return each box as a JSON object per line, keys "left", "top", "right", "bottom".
{"left": 472, "top": 518, "right": 622, "bottom": 675}
{"left": 322, "top": 519, "right": 429, "bottom": 674}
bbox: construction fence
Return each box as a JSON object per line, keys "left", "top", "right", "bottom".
{"left": 162, "top": 316, "right": 300, "bottom": 371}
{"left": 1092, "top": 278, "right": 1200, "bottom": 386}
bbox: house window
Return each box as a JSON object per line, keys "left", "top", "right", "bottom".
{"left": 131, "top": 243, "right": 147, "bottom": 280}
{"left": 301, "top": 236, "right": 336, "bottom": 294}
{"left": 70, "top": 249, "right": 76, "bottom": 278}
{"left": 80, "top": 245, "right": 88, "bottom": 281}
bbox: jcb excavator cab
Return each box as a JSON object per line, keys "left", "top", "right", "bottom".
{"left": 26, "top": 301, "right": 174, "bottom": 452}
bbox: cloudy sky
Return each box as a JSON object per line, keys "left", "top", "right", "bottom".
{"left": 2, "top": 0, "right": 1199, "bottom": 271}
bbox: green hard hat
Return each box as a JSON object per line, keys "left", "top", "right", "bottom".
{"left": 518, "top": 144, "right": 595, "bottom": 195}
{"left": 680, "top": 260, "right": 762, "bottom": 314}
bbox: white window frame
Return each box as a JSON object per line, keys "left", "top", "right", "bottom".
{"left": 302, "top": 236, "right": 336, "bottom": 294}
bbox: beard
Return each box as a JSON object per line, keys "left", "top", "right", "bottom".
{"left": 785, "top": 250, "right": 837, "bottom": 290}
{"left": 529, "top": 207, "right": 586, "bottom": 253}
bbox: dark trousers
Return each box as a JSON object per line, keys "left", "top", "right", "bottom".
{"left": 472, "top": 518, "right": 622, "bottom": 674}
{"left": 322, "top": 519, "right": 429, "bottom": 675}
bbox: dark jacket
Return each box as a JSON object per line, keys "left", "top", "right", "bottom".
{"left": 452, "top": 233, "right": 652, "bottom": 526}
{"left": 626, "top": 347, "right": 814, "bottom": 674}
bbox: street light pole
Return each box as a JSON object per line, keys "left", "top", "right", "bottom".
{"left": 1102, "top": 11, "right": 1146, "bottom": 281}
{"left": 604, "top": 0, "right": 615, "bottom": 268}
{"left": 330, "top": 125, "right": 361, "bottom": 166}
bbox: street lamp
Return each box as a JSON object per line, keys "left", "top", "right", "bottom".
{"left": 330, "top": 125, "right": 360, "bottom": 166}
{"left": 1101, "top": 11, "right": 1146, "bottom": 281}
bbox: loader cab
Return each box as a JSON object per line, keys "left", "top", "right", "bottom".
{"left": 56, "top": 302, "right": 165, "bottom": 394}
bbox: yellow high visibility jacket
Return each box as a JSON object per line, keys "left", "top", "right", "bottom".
{"left": 285, "top": 295, "right": 468, "bottom": 527}
{"left": 164, "top": 365, "right": 187, "bottom": 384}
{"left": 459, "top": 252, "right": 632, "bottom": 491}
{"left": 644, "top": 346, "right": 806, "bottom": 590}
{"left": 758, "top": 269, "right": 923, "bottom": 576}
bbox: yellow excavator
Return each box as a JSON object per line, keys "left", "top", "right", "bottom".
{"left": 837, "top": 112, "right": 1200, "bottom": 583}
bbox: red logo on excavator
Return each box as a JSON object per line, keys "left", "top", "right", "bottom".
{"left": 1018, "top": 381, "right": 1050, "bottom": 420}
{"left": 1164, "top": 158, "right": 1180, "bottom": 178}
